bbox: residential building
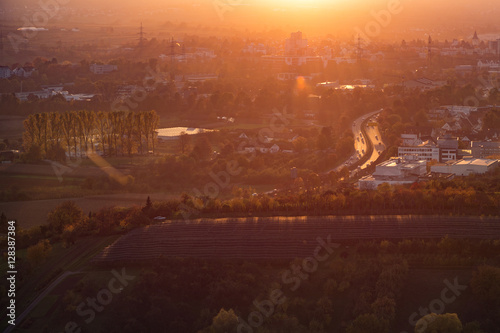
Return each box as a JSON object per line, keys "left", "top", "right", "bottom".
{"left": 15, "top": 90, "right": 51, "bottom": 101}
{"left": 0, "top": 66, "right": 12, "bottom": 79}
{"left": 401, "top": 134, "right": 423, "bottom": 146}
{"left": 440, "top": 105, "right": 478, "bottom": 117}
{"left": 13, "top": 66, "right": 35, "bottom": 78}
{"left": 431, "top": 158, "right": 498, "bottom": 176}
{"left": 90, "top": 64, "right": 117, "bottom": 74}
{"left": 15, "top": 89, "right": 95, "bottom": 102}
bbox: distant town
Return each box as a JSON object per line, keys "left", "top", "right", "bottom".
{"left": 1, "top": 1, "right": 500, "bottom": 332}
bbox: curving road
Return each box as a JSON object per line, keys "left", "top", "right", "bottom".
{"left": 350, "top": 109, "right": 385, "bottom": 170}
{"left": 360, "top": 112, "right": 386, "bottom": 169}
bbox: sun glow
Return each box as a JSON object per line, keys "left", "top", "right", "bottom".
{"left": 255, "top": 0, "right": 344, "bottom": 8}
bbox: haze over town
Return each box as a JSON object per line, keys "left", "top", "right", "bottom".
{"left": 1, "top": 0, "right": 500, "bottom": 332}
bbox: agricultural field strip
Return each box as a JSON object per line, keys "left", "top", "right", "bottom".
{"left": 92, "top": 216, "right": 500, "bottom": 262}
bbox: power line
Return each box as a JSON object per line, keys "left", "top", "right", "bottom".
{"left": 357, "top": 34, "right": 362, "bottom": 63}
{"left": 138, "top": 22, "right": 146, "bottom": 49}
{"left": 428, "top": 35, "right": 432, "bottom": 67}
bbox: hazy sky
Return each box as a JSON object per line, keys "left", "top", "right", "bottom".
{"left": 3, "top": 0, "right": 500, "bottom": 40}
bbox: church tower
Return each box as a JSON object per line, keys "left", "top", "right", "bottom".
{"left": 472, "top": 30, "right": 480, "bottom": 47}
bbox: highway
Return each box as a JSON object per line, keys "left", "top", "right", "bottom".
{"left": 348, "top": 109, "right": 385, "bottom": 171}
{"left": 360, "top": 113, "right": 386, "bottom": 169}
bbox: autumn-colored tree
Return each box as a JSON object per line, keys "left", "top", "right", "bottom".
{"left": 47, "top": 201, "right": 86, "bottom": 233}
{"left": 346, "top": 313, "right": 389, "bottom": 333}
{"left": 26, "top": 239, "right": 52, "bottom": 266}
{"left": 207, "top": 308, "right": 239, "bottom": 333}
{"left": 415, "top": 313, "right": 462, "bottom": 333}
{"left": 179, "top": 132, "right": 191, "bottom": 154}
{"left": 471, "top": 265, "right": 500, "bottom": 305}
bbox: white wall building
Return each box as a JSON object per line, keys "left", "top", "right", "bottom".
{"left": 358, "top": 158, "right": 427, "bottom": 190}
{"left": 0, "top": 66, "right": 12, "bottom": 79}
{"left": 13, "top": 66, "right": 35, "bottom": 78}
{"left": 90, "top": 64, "right": 117, "bottom": 75}
{"left": 431, "top": 158, "right": 498, "bottom": 176}
{"left": 398, "top": 143, "right": 440, "bottom": 162}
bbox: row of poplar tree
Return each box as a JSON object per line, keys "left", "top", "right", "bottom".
{"left": 23, "top": 110, "right": 159, "bottom": 159}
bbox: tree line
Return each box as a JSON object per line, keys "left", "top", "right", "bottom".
{"left": 22, "top": 110, "right": 159, "bottom": 160}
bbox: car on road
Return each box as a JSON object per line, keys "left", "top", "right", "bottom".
{"left": 375, "top": 135, "right": 378, "bottom": 140}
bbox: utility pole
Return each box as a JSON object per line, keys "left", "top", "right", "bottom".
{"left": 0, "top": 31, "right": 4, "bottom": 63}
{"left": 357, "top": 34, "right": 362, "bottom": 63}
{"left": 170, "top": 37, "right": 175, "bottom": 66}
{"left": 428, "top": 35, "right": 432, "bottom": 67}
{"left": 138, "top": 22, "right": 145, "bottom": 50}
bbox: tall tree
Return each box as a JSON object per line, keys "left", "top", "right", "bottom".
{"left": 95, "top": 111, "right": 109, "bottom": 156}
{"left": 135, "top": 112, "right": 144, "bottom": 154}
{"left": 60, "top": 111, "right": 74, "bottom": 158}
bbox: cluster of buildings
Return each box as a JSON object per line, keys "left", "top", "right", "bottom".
{"left": 359, "top": 128, "right": 500, "bottom": 189}
{"left": 360, "top": 100, "right": 499, "bottom": 189}
{"left": 0, "top": 63, "right": 118, "bottom": 79}
{"left": 262, "top": 31, "right": 323, "bottom": 71}
{"left": 14, "top": 86, "right": 95, "bottom": 102}
{"left": 0, "top": 66, "right": 36, "bottom": 79}
{"left": 398, "top": 130, "right": 500, "bottom": 161}
{"left": 159, "top": 47, "right": 216, "bottom": 63}
{"left": 359, "top": 155, "right": 498, "bottom": 190}
{"left": 397, "top": 134, "right": 462, "bottom": 163}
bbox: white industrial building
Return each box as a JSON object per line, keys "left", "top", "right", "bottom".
{"left": 398, "top": 134, "right": 459, "bottom": 162}
{"left": 398, "top": 141, "right": 440, "bottom": 162}
{"left": 358, "top": 157, "right": 427, "bottom": 190}
{"left": 431, "top": 158, "right": 498, "bottom": 176}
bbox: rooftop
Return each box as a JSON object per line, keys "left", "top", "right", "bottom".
{"left": 434, "top": 158, "right": 498, "bottom": 168}
{"left": 455, "top": 158, "right": 498, "bottom": 167}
